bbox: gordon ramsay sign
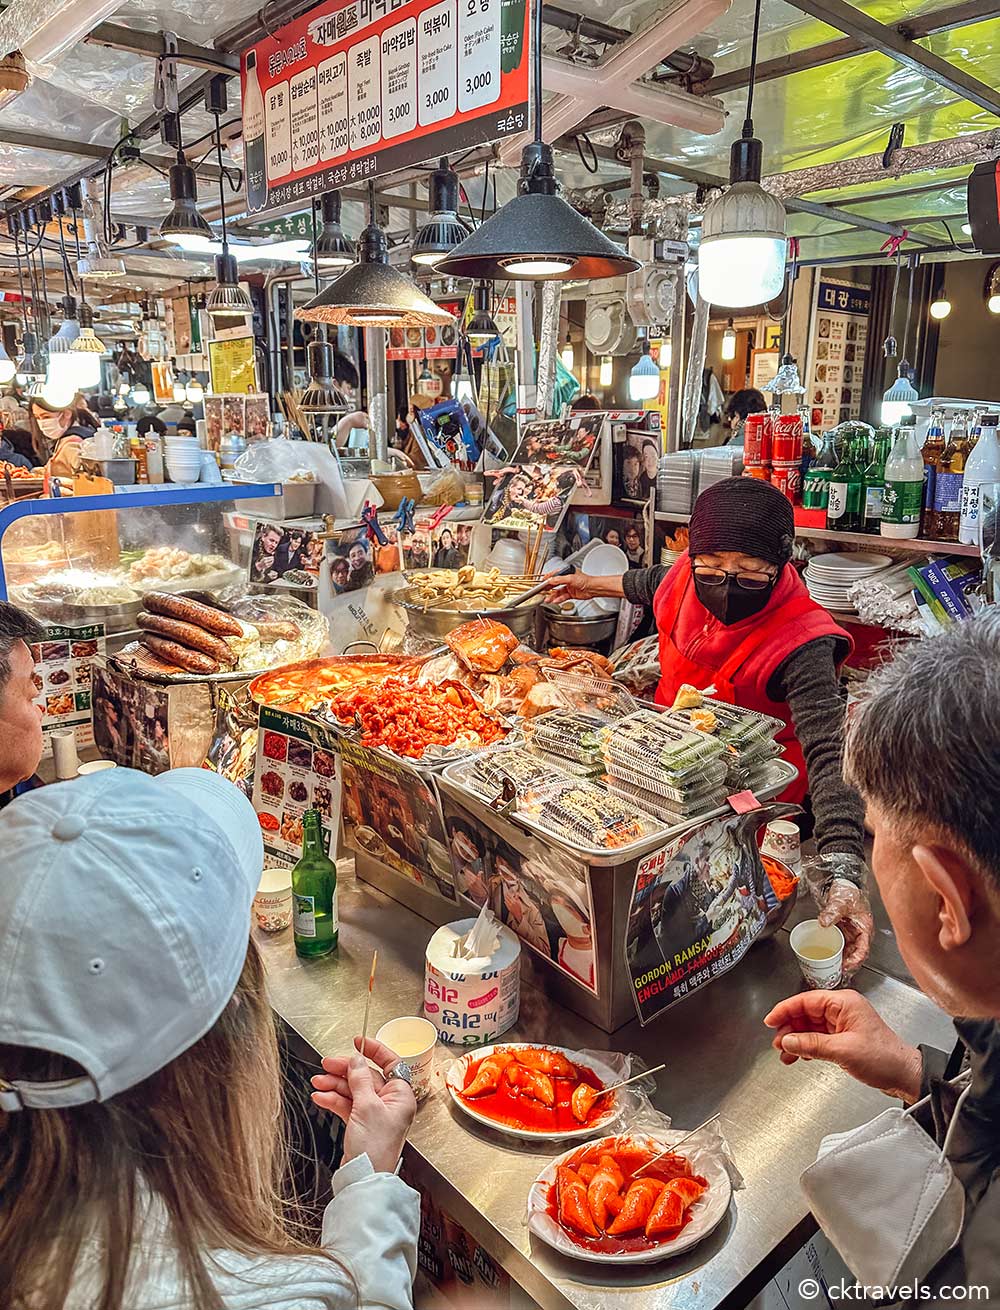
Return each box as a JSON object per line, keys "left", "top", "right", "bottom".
{"left": 241, "top": 0, "right": 530, "bottom": 213}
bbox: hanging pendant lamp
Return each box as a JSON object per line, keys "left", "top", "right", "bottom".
{"left": 699, "top": 0, "right": 786, "bottom": 308}
{"left": 435, "top": 3, "right": 639, "bottom": 282}
{"left": 411, "top": 159, "right": 472, "bottom": 267}
{"left": 466, "top": 281, "right": 499, "bottom": 341}
{"left": 300, "top": 339, "right": 343, "bottom": 413}
{"left": 207, "top": 116, "right": 253, "bottom": 319}
{"left": 315, "top": 191, "right": 356, "bottom": 273}
{"left": 161, "top": 124, "right": 212, "bottom": 241}
{"left": 297, "top": 181, "right": 453, "bottom": 328}
{"left": 628, "top": 336, "right": 659, "bottom": 402}
{"left": 882, "top": 256, "right": 919, "bottom": 424}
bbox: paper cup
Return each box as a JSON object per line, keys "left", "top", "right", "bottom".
{"left": 376, "top": 1016, "right": 438, "bottom": 1101}
{"left": 254, "top": 867, "right": 292, "bottom": 932}
{"left": 761, "top": 819, "right": 801, "bottom": 866}
{"left": 789, "top": 919, "right": 845, "bottom": 989}
{"left": 51, "top": 728, "right": 80, "bottom": 781}
{"left": 77, "top": 760, "right": 116, "bottom": 776}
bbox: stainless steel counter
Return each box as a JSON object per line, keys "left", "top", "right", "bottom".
{"left": 259, "top": 864, "right": 955, "bottom": 1310}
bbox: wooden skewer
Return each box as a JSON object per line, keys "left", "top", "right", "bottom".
{"left": 598, "top": 1062, "right": 667, "bottom": 1097}
{"left": 360, "top": 949, "right": 378, "bottom": 1053}
{"left": 633, "top": 1113, "right": 720, "bottom": 1177}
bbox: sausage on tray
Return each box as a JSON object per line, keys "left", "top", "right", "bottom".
{"left": 118, "top": 640, "right": 186, "bottom": 678}
{"left": 137, "top": 611, "right": 236, "bottom": 666}
{"left": 141, "top": 634, "right": 220, "bottom": 675}
{"left": 142, "top": 591, "right": 243, "bottom": 638}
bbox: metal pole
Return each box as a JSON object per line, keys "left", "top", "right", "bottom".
{"left": 365, "top": 327, "right": 389, "bottom": 462}
{"left": 514, "top": 280, "right": 536, "bottom": 427}
{"left": 666, "top": 276, "right": 686, "bottom": 452}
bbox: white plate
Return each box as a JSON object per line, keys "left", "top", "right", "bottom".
{"left": 527, "top": 1131, "right": 733, "bottom": 1264}
{"left": 808, "top": 552, "right": 892, "bottom": 572}
{"left": 446, "top": 1043, "right": 626, "bottom": 1141}
{"left": 582, "top": 544, "right": 630, "bottom": 614}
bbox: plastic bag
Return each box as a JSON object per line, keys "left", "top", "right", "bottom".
{"left": 231, "top": 437, "right": 320, "bottom": 484}
{"left": 217, "top": 587, "right": 329, "bottom": 668}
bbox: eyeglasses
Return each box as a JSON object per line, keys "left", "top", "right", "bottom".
{"left": 692, "top": 567, "right": 777, "bottom": 591}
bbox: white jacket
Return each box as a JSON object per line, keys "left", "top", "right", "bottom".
{"left": 66, "top": 1155, "right": 420, "bottom": 1309}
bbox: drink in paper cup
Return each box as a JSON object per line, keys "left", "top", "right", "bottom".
{"left": 790, "top": 918, "right": 844, "bottom": 988}
{"left": 254, "top": 867, "right": 292, "bottom": 932}
{"left": 376, "top": 1016, "right": 437, "bottom": 1100}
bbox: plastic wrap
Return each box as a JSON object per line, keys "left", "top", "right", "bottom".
{"left": 604, "top": 709, "right": 730, "bottom": 780}
{"left": 232, "top": 438, "right": 321, "bottom": 484}
{"left": 219, "top": 589, "right": 329, "bottom": 669}
{"left": 665, "top": 700, "right": 784, "bottom": 752}
{"left": 521, "top": 776, "right": 660, "bottom": 850}
{"left": 524, "top": 708, "right": 611, "bottom": 766}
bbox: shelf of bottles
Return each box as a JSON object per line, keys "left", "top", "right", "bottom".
{"left": 654, "top": 510, "right": 979, "bottom": 557}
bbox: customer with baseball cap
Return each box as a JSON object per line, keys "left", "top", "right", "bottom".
{"left": 0, "top": 767, "right": 419, "bottom": 1309}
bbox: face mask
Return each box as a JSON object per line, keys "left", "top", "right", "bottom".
{"left": 693, "top": 574, "right": 775, "bottom": 625}
{"left": 35, "top": 413, "right": 65, "bottom": 443}
{"left": 800, "top": 1084, "right": 970, "bottom": 1288}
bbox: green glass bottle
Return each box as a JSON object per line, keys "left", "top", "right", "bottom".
{"left": 292, "top": 809, "right": 338, "bottom": 958}
{"left": 826, "top": 423, "right": 868, "bottom": 532}
{"left": 861, "top": 427, "right": 891, "bottom": 535}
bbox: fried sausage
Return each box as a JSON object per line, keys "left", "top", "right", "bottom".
{"left": 141, "top": 634, "right": 220, "bottom": 675}
{"left": 137, "top": 611, "right": 236, "bottom": 666}
{"left": 118, "top": 640, "right": 186, "bottom": 677}
{"left": 142, "top": 591, "right": 243, "bottom": 638}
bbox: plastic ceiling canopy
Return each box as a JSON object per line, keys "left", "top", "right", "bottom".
{"left": 0, "top": 0, "right": 994, "bottom": 272}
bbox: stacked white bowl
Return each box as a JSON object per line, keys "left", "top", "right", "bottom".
{"left": 164, "top": 434, "right": 203, "bottom": 483}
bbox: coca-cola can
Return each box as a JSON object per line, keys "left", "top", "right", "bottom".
{"left": 772, "top": 413, "right": 804, "bottom": 464}
{"left": 742, "top": 464, "right": 770, "bottom": 482}
{"left": 744, "top": 412, "right": 772, "bottom": 466}
{"left": 771, "top": 459, "right": 802, "bottom": 503}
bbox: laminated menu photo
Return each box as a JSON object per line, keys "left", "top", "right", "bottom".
{"left": 252, "top": 704, "right": 341, "bottom": 868}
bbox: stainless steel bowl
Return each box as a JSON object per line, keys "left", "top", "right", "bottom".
{"left": 541, "top": 605, "right": 617, "bottom": 646}
{"left": 391, "top": 585, "right": 542, "bottom": 642}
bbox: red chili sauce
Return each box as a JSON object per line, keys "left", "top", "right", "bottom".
{"left": 458, "top": 1052, "right": 609, "bottom": 1133}
{"left": 545, "top": 1139, "right": 708, "bottom": 1255}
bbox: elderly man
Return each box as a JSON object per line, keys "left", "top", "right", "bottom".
{"left": 765, "top": 613, "right": 1000, "bottom": 1296}
{"left": 0, "top": 601, "right": 45, "bottom": 796}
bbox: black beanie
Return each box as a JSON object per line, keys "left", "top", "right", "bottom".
{"left": 688, "top": 476, "right": 795, "bottom": 566}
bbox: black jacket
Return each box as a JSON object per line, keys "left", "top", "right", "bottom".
{"left": 915, "top": 1019, "right": 1000, "bottom": 1303}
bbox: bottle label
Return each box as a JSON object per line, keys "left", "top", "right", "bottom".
{"left": 827, "top": 480, "right": 848, "bottom": 519}
{"left": 863, "top": 484, "right": 883, "bottom": 522}
{"left": 293, "top": 894, "right": 317, "bottom": 938}
{"left": 960, "top": 483, "right": 981, "bottom": 528}
{"left": 932, "top": 471, "right": 963, "bottom": 514}
{"left": 883, "top": 479, "right": 923, "bottom": 524}
{"left": 330, "top": 886, "right": 339, "bottom": 934}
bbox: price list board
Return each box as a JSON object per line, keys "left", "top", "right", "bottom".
{"left": 242, "top": 0, "right": 530, "bottom": 214}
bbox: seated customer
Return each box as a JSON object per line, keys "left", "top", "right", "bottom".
{"left": 0, "top": 601, "right": 44, "bottom": 796}
{"left": 765, "top": 613, "right": 1000, "bottom": 1296}
{"left": 0, "top": 768, "right": 419, "bottom": 1309}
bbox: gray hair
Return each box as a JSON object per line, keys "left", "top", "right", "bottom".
{"left": 845, "top": 611, "right": 1000, "bottom": 882}
{"left": 0, "top": 601, "right": 44, "bottom": 691}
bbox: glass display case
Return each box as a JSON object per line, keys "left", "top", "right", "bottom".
{"left": 0, "top": 483, "right": 282, "bottom": 637}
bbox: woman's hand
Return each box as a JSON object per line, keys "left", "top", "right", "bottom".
{"left": 818, "top": 877, "right": 874, "bottom": 975}
{"left": 311, "top": 1036, "right": 416, "bottom": 1175}
{"left": 763, "top": 989, "right": 923, "bottom": 1102}
{"left": 541, "top": 571, "right": 625, "bottom": 605}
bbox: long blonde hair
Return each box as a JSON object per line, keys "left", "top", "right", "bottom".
{"left": 0, "top": 939, "right": 331, "bottom": 1310}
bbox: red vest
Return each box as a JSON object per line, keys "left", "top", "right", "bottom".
{"left": 652, "top": 556, "right": 852, "bottom": 803}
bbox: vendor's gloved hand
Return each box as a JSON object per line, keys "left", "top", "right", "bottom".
{"left": 802, "top": 852, "right": 875, "bottom": 976}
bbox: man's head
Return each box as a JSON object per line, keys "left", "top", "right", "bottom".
{"left": 331, "top": 558, "right": 350, "bottom": 587}
{"left": 625, "top": 526, "right": 641, "bottom": 553}
{"left": 845, "top": 613, "right": 1000, "bottom": 1018}
{"left": 258, "top": 527, "right": 281, "bottom": 555}
{"left": 0, "top": 602, "right": 45, "bottom": 791}
{"left": 348, "top": 542, "right": 367, "bottom": 570}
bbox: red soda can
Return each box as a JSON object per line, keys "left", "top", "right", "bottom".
{"left": 744, "top": 412, "right": 772, "bottom": 466}
{"left": 772, "top": 412, "right": 804, "bottom": 464}
{"left": 771, "top": 459, "right": 802, "bottom": 503}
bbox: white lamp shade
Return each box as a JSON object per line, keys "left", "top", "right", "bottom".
{"left": 628, "top": 352, "right": 660, "bottom": 402}
{"left": 699, "top": 235, "right": 787, "bottom": 308}
{"left": 599, "top": 356, "right": 613, "bottom": 387}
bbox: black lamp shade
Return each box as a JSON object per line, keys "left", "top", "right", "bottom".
{"left": 316, "top": 191, "right": 356, "bottom": 271}
{"left": 300, "top": 339, "right": 342, "bottom": 412}
{"left": 206, "top": 252, "right": 253, "bottom": 318}
{"left": 412, "top": 159, "right": 472, "bottom": 266}
{"left": 436, "top": 143, "right": 640, "bottom": 281}
{"left": 161, "top": 158, "right": 212, "bottom": 239}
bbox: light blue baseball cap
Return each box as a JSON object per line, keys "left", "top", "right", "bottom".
{"left": 0, "top": 767, "right": 263, "bottom": 1111}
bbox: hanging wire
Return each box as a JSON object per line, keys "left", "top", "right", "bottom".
{"left": 575, "top": 133, "right": 599, "bottom": 174}
{"left": 214, "top": 111, "right": 229, "bottom": 251}
{"left": 744, "top": 0, "right": 764, "bottom": 132}
{"left": 900, "top": 253, "right": 916, "bottom": 364}
{"left": 56, "top": 211, "right": 74, "bottom": 300}
{"left": 883, "top": 252, "right": 901, "bottom": 358}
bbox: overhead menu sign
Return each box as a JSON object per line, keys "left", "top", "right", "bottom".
{"left": 241, "top": 0, "right": 530, "bottom": 214}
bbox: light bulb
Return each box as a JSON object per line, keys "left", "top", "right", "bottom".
{"left": 69, "top": 352, "right": 101, "bottom": 390}
{"left": 599, "top": 356, "right": 613, "bottom": 388}
{"left": 628, "top": 347, "right": 660, "bottom": 402}
{"left": 988, "top": 295, "right": 1000, "bottom": 315}
{"left": 721, "top": 321, "right": 737, "bottom": 361}
{"left": 186, "top": 378, "right": 204, "bottom": 403}
{"left": 658, "top": 340, "right": 671, "bottom": 369}
{"left": 560, "top": 342, "right": 574, "bottom": 371}
{"left": 40, "top": 369, "right": 77, "bottom": 409}
{"left": 962, "top": 222, "right": 972, "bottom": 236}
{"left": 881, "top": 365, "right": 918, "bottom": 425}
{"left": 172, "top": 379, "right": 187, "bottom": 402}
{"left": 930, "top": 298, "right": 951, "bottom": 320}
{"left": 699, "top": 235, "right": 786, "bottom": 308}
{"left": 499, "top": 255, "right": 575, "bottom": 277}
{"left": 0, "top": 354, "right": 15, "bottom": 384}
{"left": 130, "top": 384, "right": 151, "bottom": 405}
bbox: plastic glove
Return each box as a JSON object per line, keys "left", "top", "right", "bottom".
{"left": 801, "top": 852, "right": 875, "bottom": 977}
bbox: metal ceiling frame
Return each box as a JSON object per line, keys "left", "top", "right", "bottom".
{"left": 697, "top": 0, "right": 1000, "bottom": 96}
{"left": 779, "top": 0, "right": 1000, "bottom": 116}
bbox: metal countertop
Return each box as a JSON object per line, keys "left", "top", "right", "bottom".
{"left": 259, "top": 867, "right": 955, "bottom": 1310}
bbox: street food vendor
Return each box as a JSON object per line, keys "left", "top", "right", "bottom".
{"left": 545, "top": 476, "right": 873, "bottom": 968}
{"left": 28, "top": 393, "right": 98, "bottom": 485}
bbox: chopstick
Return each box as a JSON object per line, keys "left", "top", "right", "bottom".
{"left": 633, "top": 1113, "right": 720, "bottom": 1177}
{"left": 598, "top": 1062, "right": 666, "bottom": 1097}
{"left": 360, "top": 949, "right": 378, "bottom": 1053}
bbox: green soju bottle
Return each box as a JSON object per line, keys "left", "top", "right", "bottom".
{"left": 292, "top": 809, "right": 338, "bottom": 957}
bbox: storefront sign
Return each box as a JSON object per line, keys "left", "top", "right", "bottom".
{"left": 241, "top": 0, "right": 530, "bottom": 213}
{"left": 806, "top": 278, "right": 871, "bottom": 430}
{"left": 208, "top": 336, "right": 258, "bottom": 395}
{"left": 816, "top": 281, "right": 871, "bottom": 316}
{"left": 623, "top": 804, "right": 795, "bottom": 1024}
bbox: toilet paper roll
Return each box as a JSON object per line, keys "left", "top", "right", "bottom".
{"left": 424, "top": 917, "right": 521, "bottom": 1047}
